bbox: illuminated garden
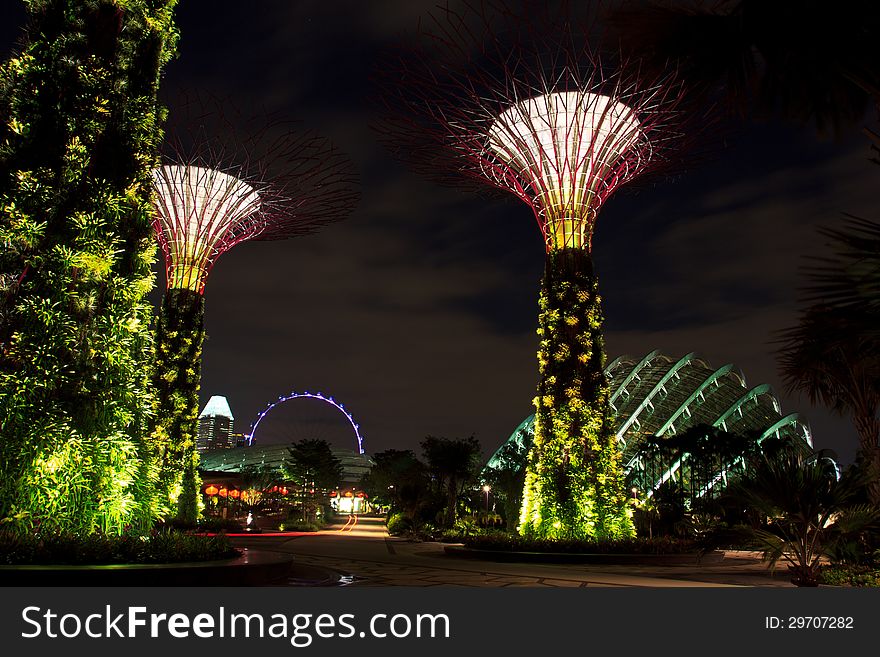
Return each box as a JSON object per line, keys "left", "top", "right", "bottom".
{"left": 0, "top": 1, "right": 879, "bottom": 589}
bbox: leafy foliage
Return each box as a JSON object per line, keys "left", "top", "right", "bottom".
{"left": 818, "top": 564, "right": 880, "bottom": 587}
{"left": 386, "top": 511, "right": 413, "bottom": 536}
{"left": 630, "top": 425, "right": 799, "bottom": 514}
{"left": 482, "top": 437, "right": 529, "bottom": 530}
{"left": 0, "top": 0, "right": 178, "bottom": 534}
{"left": 421, "top": 435, "right": 482, "bottom": 528}
{"left": 727, "top": 450, "right": 879, "bottom": 586}
{"left": 360, "top": 449, "right": 430, "bottom": 514}
{"left": 777, "top": 220, "right": 880, "bottom": 505}
{"left": 0, "top": 528, "right": 236, "bottom": 565}
{"left": 463, "top": 532, "right": 698, "bottom": 555}
{"left": 520, "top": 249, "right": 634, "bottom": 540}
{"left": 150, "top": 288, "right": 205, "bottom": 520}
{"left": 285, "top": 438, "right": 343, "bottom": 522}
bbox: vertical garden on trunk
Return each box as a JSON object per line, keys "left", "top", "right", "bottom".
{"left": 0, "top": 0, "right": 178, "bottom": 534}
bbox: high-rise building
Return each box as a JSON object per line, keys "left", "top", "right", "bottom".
{"left": 197, "top": 396, "right": 234, "bottom": 452}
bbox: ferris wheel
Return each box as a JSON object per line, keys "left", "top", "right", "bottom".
{"left": 246, "top": 391, "right": 365, "bottom": 454}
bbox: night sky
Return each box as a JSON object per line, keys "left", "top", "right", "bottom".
{"left": 1, "top": 1, "right": 875, "bottom": 463}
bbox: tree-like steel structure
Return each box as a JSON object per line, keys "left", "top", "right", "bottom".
{"left": 381, "top": 2, "right": 694, "bottom": 539}
{"left": 151, "top": 121, "right": 358, "bottom": 520}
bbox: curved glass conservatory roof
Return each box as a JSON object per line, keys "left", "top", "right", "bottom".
{"left": 487, "top": 350, "right": 813, "bottom": 497}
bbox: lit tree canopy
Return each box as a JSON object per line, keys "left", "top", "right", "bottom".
{"left": 152, "top": 122, "right": 359, "bottom": 294}
{"left": 380, "top": 1, "right": 693, "bottom": 252}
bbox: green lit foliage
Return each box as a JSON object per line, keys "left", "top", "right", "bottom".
{"left": 0, "top": 0, "right": 178, "bottom": 534}
{"left": 519, "top": 249, "right": 634, "bottom": 540}
{"left": 285, "top": 438, "right": 343, "bottom": 523}
{"left": 150, "top": 288, "right": 204, "bottom": 520}
{"left": 0, "top": 527, "right": 237, "bottom": 565}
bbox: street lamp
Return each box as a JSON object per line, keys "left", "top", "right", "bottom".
{"left": 482, "top": 485, "right": 491, "bottom": 514}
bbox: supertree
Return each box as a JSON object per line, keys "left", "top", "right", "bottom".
{"left": 150, "top": 117, "right": 358, "bottom": 520}
{"left": 0, "top": 0, "right": 177, "bottom": 534}
{"left": 380, "top": 1, "right": 695, "bottom": 540}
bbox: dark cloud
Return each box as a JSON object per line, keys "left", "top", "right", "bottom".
{"left": 1, "top": 1, "right": 875, "bottom": 463}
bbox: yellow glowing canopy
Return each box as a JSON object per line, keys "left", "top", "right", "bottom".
{"left": 152, "top": 165, "right": 262, "bottom": 292}
{"left": 488, "top": 91, "right": 642, "bottom": 250}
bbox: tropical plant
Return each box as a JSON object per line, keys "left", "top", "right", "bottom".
{"left": 285, "top": 439, "right": 343, "bottom": 522}
{"left": 0, "top": 0, "right": 178, "bottom": 534}
{"left": 360, "top": 449, "right": 430, "bottom": 514}
{"left": 807, "top": 217, "right": 880, "bottom": 318}
{"left": 481, "top": 438, "right": 530, "bottom": 532}
{"left": 237, "top": 464, "right": 279, "bottom": 512}
{"left": 386, "top": 511, "right": 413, "bottom": 537}
{"left": 728, "top": 450, "right": 878, "bottom": 586}
{"left": 421, "top": 436, "right": 482, "bottom": 528}
{"left": 777, "top": 304, "right": 880, "bottom": 506}
{"left": 608, "top": 0, "right": 880, "bottom": 135}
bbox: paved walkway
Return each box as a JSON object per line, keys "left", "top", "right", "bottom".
{"left": 231, "top": 516, "right": 794, "bottom": 587}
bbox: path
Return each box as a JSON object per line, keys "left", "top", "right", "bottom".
{"left": 231, "top": 515, "right": 793, "bottom": 587}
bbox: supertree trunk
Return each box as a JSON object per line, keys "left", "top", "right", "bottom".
{"left": 519, "top": 248, "right": 634, "bottom": 540}
{"left": 151, "top": 288, "right": 205, "bottom": 521}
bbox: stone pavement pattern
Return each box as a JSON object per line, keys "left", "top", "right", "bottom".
{"left": 231, "top": 516, "right": 795, "bottom": 587}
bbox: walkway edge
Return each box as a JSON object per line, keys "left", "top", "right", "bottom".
{"left": 444, "top": 545, "right": 725, "bottom": 565}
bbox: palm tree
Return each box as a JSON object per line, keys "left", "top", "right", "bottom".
{"left": 777, "top": 305, "right": 880, "bottom": 505}
{"left": 607, "top": 0, "right": 880, "bottom": 135}
{"left": 807, "top": 216, "right": 880, "bottom": 321}
{"left": 728, "top": 449, "right": 877, "bottom": 586}
{"left": 238, "top": 464, "right": 278, "bottom": 517}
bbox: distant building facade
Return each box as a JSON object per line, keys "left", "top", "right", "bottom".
{"left": 197, "top": 396, "right": 235, "bottom": 452}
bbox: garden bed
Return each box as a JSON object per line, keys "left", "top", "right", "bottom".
{"left": 0, "top": 529, "right": 238, "bottom": 566}
{"left": 0, "top": 548, "right": 295, "bottom": 586}
{"left": 443, "top": 533, "right": 724, "bottom": 564}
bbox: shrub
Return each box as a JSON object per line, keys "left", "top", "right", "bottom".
{"left": 461, "top": 533, "right": 699, "bottom": 554}
{"left": 386, "top": 512, "right": 412, "bottom": 536}
{"left": 0, "top": 529, "right": 239, "bottom": 565}
{"left": 197, "top": 518, "right": 245, "bottom": 533}
{"left": 818, "top": 564, "right": 880, "bottom": 587}
{"left": 279, "top": 521, "right": 321, "bottom": 532}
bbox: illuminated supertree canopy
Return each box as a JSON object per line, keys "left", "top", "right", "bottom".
{"left": 149, "top": 116, "right": 359, "bottom": 520}
{"left": 381, "top": 1, "right": 696, "bottom": 540}
{"left": 152, "top": 165, "right": 261, "bottom": 293}
{"left": 152, "top": 124, "right": 357, "bottom": 295}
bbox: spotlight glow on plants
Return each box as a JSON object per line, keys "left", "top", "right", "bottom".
{"left": 149, "top": 116, "right": 358, "bottom": 520}
{"left": 0, "top": 0, "right": 177, "bottom": 535}
{"left": 381, "top": 3, "right": 694, "bottom": 540}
